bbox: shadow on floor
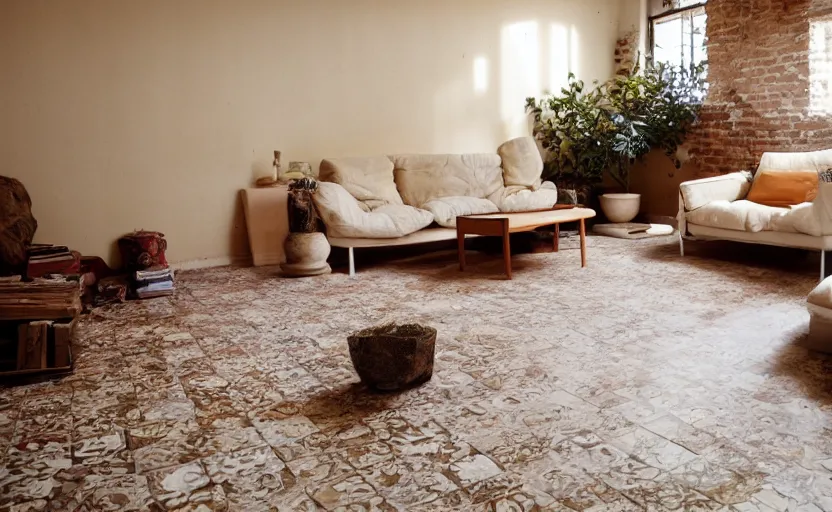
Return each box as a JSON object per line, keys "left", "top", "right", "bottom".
{"left": 328, "top": 231, "right": 576, "bottom": 279}
{"left": 768, "top": 327, "right": 832, "bottom": 405}
{"left": 642, "top": 238, "right": 819, "bottom": 280}
{"left": 297, "top": 382, "right": 410, "bottom": 419}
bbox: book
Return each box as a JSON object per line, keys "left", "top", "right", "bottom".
{"left": 27, "top": 251, "right": 81, "bottom": 279}
{"left": 27, "top": 245, "right": 69, "bottom": 257}
{"left": 135, "top": 280, "right": 174, "bottom": 293}
{"left": 134, "top": 267, "right": 173, "bottom": 281}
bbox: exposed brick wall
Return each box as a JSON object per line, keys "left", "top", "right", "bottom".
{"left": 690, "top": 0, "right": 832, "bottom": 177}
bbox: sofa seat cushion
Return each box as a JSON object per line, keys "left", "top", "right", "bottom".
{"left": 421, "top": 197, "right": 499, "bottom": 228}
{"left": 313, "top": 182, "right": 433, "bottom": 239}
{"left": 686, "top": 200, "right": 794, "bottom": 233}
{"left": 319, "top": 156, "right": 403, "bottom": 211}
{"left": 497, "top": 136, "right": 545, "bottom": 189}
{"left": 489, "top": 182, "right": 559, "bottom": 212}
{"left": 391, "top": 154, "right": 504, "bottom": 207}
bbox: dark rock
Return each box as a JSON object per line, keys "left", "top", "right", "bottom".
{"left": 348, "top": 323, "right": 436, "bottom": 391}
{"left": 0, "top": 176, "right": 37, "bottom": 275}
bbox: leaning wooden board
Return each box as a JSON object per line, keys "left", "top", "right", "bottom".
{"left": 52, "top": 317, "right": 77, "bottom": 368}
{"left": 17, "top": 321, "right": 49, "bottom": 370}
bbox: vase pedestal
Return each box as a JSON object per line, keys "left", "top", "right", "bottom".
{"left": 280, "top": 232, "right": 331, "bottom": 277}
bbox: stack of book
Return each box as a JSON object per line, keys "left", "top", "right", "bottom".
{"left": 26, "top": 245, "right": 80, "bottom": 279}
{"left": 133, "top": 266, "right": 175, "bottom": 299}
{"left": 0, "top": 280, "right": 83, "bottom": 321}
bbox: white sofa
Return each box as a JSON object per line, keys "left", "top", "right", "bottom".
{"left": 311, "top": 137, "right": 559, "bottom": 275}
{"left": 678, "top": 149, "right": 832, "bottom": 280}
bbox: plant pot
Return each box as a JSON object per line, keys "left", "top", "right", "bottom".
{"left": 347, "top": 323, "right": 436, "bottom": 391}
{"left": 280, "top": 232, "right": 331, "bottom": 277}
{"left": 599, "top": 193, "right": 641, "bottom": 223}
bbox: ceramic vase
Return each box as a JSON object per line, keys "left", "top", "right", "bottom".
{"left": 599, "top": 193, "right": 641, "bottom": 223}
{"left": 280, "top": 232, "right": 331, "bottom": 277}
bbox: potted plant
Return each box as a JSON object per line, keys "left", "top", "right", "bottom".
{"left": 525, "top": 77, "right": 610, "bottom": 206}
{"left": 280, "top": 177, "right": 332, "bottom": 277}
{"left": 527, "top": 61, "right": 706, "bottom": 222}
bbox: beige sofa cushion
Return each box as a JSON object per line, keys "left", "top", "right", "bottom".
{"left": 497, "top": 136, "right": 544, "bottom": 189}
{"left": 313, "top": 182, "right": 433, "bottom": 239}
{"left": 421, "top": 196, "right": 499, "bottom": 228}
{"left": 686, "top": 200, "right": 793, "bottom": 232}
{"left": 319, "top": 156, "right": 402, "bottom": 210}
{"left": 391, "top": 154, "right": 503, "bottom": 207}
{"left": 758, "top": 149, "right": 832, "bottom": 172}
{"left": 809, "top": 276, "right": 832, "bottom": 311}
{"left": 680, "top": 171, "right": 753, "bottom": 211}
{"left": 489, "top": 182, "right": 559, "bottom": 212}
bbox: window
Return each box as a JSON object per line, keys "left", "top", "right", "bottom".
{"left": 810, "top": 18, "right": 832, "bottom": 115}
{"left": 650, "top": 2, "right": 707, "bottom": 69}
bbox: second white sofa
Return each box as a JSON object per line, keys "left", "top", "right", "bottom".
{"left": 678, "top": 149, "right": 832, "bottom": 280}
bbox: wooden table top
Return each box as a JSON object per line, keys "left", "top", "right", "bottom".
{"left": 458, "top": 207, "right": 596, "bottom": 232}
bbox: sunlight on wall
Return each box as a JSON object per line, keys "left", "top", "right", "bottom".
{"left": 549, "top": 24, "right": 570, "bottom": 93}
{"left": 810, "top": 18, "right": 832, "bottom": 116}
{"left": 473, "top": 56, "right": 489, "bottom": 95}
{"left": 501, "top": 21, "right": 540, "bottom": 138}
{"left": 570, "top": 25, "right": 581, "bottom": 80}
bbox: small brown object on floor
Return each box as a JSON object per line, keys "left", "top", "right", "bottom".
{"left": 348, "top": 323, "right": 436, "bottom": 391}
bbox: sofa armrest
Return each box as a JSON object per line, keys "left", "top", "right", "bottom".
{"left": 679, "top": 171, "right": 753, "bottom": 211}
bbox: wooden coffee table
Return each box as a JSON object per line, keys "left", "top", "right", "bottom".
{"left": 456, "top": 207, "right": 596, "bottom": 279}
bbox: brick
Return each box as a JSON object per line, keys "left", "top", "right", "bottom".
{"left": 687, "top": 0, "right": 832, "bottom": 177}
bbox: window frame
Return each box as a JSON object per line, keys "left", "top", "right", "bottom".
{"left": 648, "top": 2, "right": 708, "bottom": 68}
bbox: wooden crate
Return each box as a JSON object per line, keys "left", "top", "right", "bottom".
{"left": 1, "top": 319, "right": 75, "bottom": 377}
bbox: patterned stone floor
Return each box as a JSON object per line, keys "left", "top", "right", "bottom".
{"left": 2, "top": 234, "right": 831, "bottom": 511}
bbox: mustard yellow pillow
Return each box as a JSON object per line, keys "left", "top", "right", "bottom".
{"left": 746, "top": 170, "right": 818, "bottom": 207}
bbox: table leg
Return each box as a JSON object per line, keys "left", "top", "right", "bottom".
{"left": 502, "top": 219, "right": 512, "bottom": 279}
{"left": 579, "top": 218, "right": 587, "bottom": 268}
{"left": 553, "top": 224, "right": 560, "bottom": 252}
{"left": 457, "top": 228, "right": 466, "bottom": 271}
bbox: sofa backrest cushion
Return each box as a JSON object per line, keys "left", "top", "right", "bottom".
{"left": 497, "top": 136, "right": 544, "bottom": 189}
{"left": 680, "top": 171, "right": 753, "bottom": 211}
{"left": 319, "top": 156, "right": 403, "bottom": 210}
{"left": 390, "top": 154, "right": 503, "bottom": 208}
{"left": 758, "top": 149, "right": 832, "bottom": 174}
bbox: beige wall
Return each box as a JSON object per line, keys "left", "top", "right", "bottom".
{"left": 1, "top": 0, "right": 620, "bottom": 267}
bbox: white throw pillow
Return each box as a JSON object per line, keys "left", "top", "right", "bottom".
{"left": 489, "top": 182, "right": 559, "bottom": 212}
{"left": 319, "top": 156, "right": 403, "bottom": 210}
{"left": 421, "top": 196, "right": 500, "bottom": 228}
{"left": 497, "top": 136, "right": 545, "bottom": 189}
{"left": 313, "top": 182, "right": 433, "bottom": 239}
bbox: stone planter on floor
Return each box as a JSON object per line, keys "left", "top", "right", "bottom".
{"left": 280, "top": 232, "right": 331, "bottom": 277}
